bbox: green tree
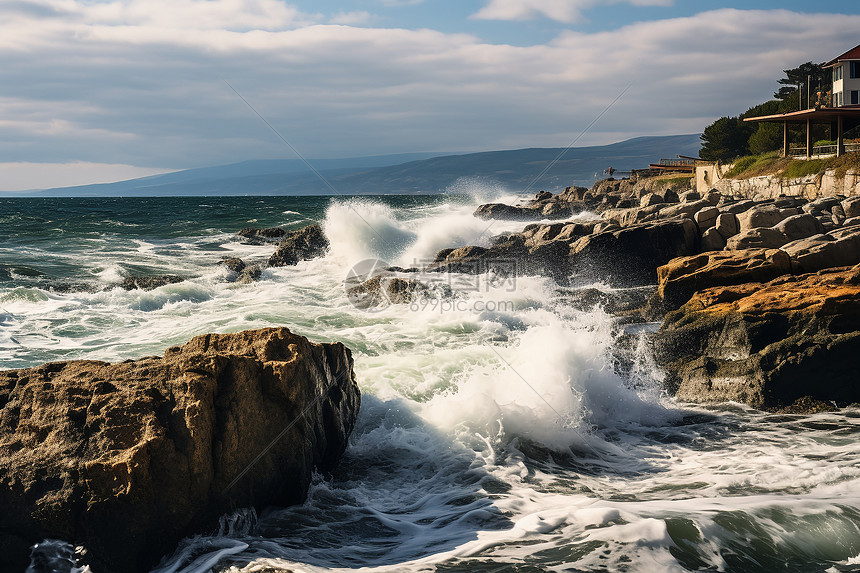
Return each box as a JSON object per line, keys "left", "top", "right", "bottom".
{"left": 741, "top": 100, "right": 783, "bottom": 155}
{"left": 774, "top": 62, "right": 828, "bottom": 109}
{"left": 700, "top": 116, "right": 753, "bottom": 161}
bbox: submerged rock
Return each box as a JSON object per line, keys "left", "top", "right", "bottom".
{"left": 268, "top": 224, "right": 329, "bottom": 267}
{"left": 0, "top": 327, "right": 360, "bottom": 573}
{"left": 119, "top": 274, "right": 185, "bottom": 290}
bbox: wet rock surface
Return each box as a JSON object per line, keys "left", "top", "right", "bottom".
{"left": 268, "top": 224, "right": 330, "bottom": 267}
{"left": 0, "top": 327, "right": 360, "bottom": 573}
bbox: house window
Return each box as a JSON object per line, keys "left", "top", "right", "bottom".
{"left": 853, "top": 91, "right": 860, "bottom": 105}
{"left": 835, "top": 65, "right": 844, "bottom": 82}
{"left": 852, "top": 61, "right": 860, "bottom": 79}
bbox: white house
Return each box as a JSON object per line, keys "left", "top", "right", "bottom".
{"left": 824, "top": 44, "right": 860, "bottom": 108}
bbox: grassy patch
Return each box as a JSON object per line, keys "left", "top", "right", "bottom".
{"left": 830, "top": 151, "right": 860, "bottom": 179}
{"left": 654, "top": 174, "right": 694, "bottom": 190}
{"left": 782, "top": 158, "right": 827, "bottom": 180}
{"left": 722, "top": 152, "right": 782, "bottom": 179}
{"left": 720, "top": 150, "right": 860, "bottom": 181}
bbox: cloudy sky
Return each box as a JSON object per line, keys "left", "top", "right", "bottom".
{"left": 2, "top": 0, "right": 859, "bottom": 191}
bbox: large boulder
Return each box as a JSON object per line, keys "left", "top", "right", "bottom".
{"left": 568, "top": 218, "right": 699, "bottom": 286}
{"left": 651, "top": 248, "right": 791, "bottom": 313}
{"left": 653, "top": 265, "right": 860, "bottom": 409}
{"left": 736, "top": 204, "right": 788, "bottom": 232}
{"left": 774, "top": 213, "right": 825, "bottom": 242}
{"left": 725, "top": 227, "right": 788, "bottom": 250}
{"left": 0, "top": 328, "right": 360, "bottom": 573}
{"left": 782, "top": 228, "right": 860, "bottom": 274}
{"left": 268, "top": 224, "right": 330, "bottom": 267}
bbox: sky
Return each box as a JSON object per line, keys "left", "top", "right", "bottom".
{"left": 1, "top": 0, "right": 859, "bottom": 191}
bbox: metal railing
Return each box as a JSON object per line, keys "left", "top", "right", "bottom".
{"left": 788, "top": 142, "right": 860, "bottom": 158}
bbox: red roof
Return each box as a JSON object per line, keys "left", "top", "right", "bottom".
{"left": 823, "top": 44, "right": 860, "bottom": 67}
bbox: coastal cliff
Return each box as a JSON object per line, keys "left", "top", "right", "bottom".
{"left": 0, "top": 327, "right": 360, "bottom": 573}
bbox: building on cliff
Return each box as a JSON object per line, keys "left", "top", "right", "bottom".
{"left": 743, "top": 43, "right": 860, "bottom": 159}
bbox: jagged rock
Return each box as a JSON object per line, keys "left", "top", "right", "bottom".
{"left": 555, "top": 222, "right": 596, "bottom": 241}
{"left": 725, "top": 227, "right": 788, "bottom": 250}
{"left": 653, "top": 265, "right": 860, "bottom": 409}
{"left": 268, "top": 225, "right": 329, "bottom": 267}
{"left": 640, "top": 193, "right": 664, "bottom": 208}
{"left": 534, "top": 191, "right": 553, "bottom": 202}
{"left": 650, "top": 248, "right": 791, "bottom": 313}
{"left": 774, "top": 214, "right": 825, "bottom": 242}
{"left": 844, "top": 216, "right": 860, "bottom": 228}
{"left": 542, "top": 202, "right": 572, "bottom": 217}
{"left": 715, "top": 212, "right": 740, "bottom": 238}
{"left": 346, "top": 275, "right": 432, "bottom": 309}
{"left": 526, "top": 223, "right": 567, "bottom": 247}
{"left": 663, "top": 189, "right": 680, "bottom": 204}
{"left": 0, "top": 328, "right": 360, "bottom": 573}
{"left": 222, "top": 257, "right": 247, "bottom": 274}
{"left": 221, "top": 257, "right": 262, "bottom": 283}
{"left": 119, "top": 275, "right": 184, "bottom": 291}
{"left": 700, "top": 227, "right": 726, "bottom": 252}
{"left": 567, "top": 218, "right": 698, "bottom": 286}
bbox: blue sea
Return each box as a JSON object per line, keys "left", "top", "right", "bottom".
{"left": 3, "top": 191, "right": 860, "bottom": 572}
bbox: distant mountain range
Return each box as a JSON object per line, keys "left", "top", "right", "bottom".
{"left": 16, "top": 134, "right": 701, "bottom": 197}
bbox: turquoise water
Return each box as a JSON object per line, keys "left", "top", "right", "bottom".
{"left": 4, "top": 194, "right": 860, "bottom": 573}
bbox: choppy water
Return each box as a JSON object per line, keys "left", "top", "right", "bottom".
{"left": 3, "top": 189, "right": 860, "bottom": 573}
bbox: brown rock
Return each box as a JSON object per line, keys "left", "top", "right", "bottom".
{"left": 651, "top": 248, "right": 791, "bottom": 312}
{"left": 653, "top": 265, "right": 860, "bottom": 409}
{"left": 842, "top": 197, "right": 860, "bottom": 219}
{"left": 725, "top": 227, "right": 788, "bottom": 250}
{"left": 700, "top": 227, "right": 726, "bottom": 252}
{"left": 0, "top": 328, "right": 360, "bottom": 573}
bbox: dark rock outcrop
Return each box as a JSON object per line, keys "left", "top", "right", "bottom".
{"left": 652, "top": 265, "right": 860, "bottom": 409}
{"left": 346, "top": 275, "right": 432, "bottom": 309}
{"left": 119, "top": 275, "right": 185, "bottom": 291}
{"left": 268, "top": 225, "right": 329, "bottom": 267}
{"left": 0, "top": 327, "right": 360, "bottom": 573}
{"left": 567, "top": 218, "right": 699, "bottom": 286}
{"left": 237, "top": 227, "right": 287, "bottom": 244}
{"left": 221, "top": 257, "right": 262, "bottom": 283}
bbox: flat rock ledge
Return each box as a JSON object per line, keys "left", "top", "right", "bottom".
{"left": 0, "top": 327, "right": 360, "bottom": 573}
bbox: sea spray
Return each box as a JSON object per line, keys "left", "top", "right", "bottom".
{"left": 4, "top": 195, "right": 860, "bottom": 572}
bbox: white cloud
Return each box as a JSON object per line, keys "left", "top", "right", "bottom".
{"left": 329, "top": 11, "right": 374, "bottom": 26}
{"left": 1, "top": 4, "right": 859, "bottom": 191}
{"left": 472, "top": 0, "right": 673, "bottom": 23}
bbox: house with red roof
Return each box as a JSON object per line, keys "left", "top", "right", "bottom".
{"left": 743, "top": 44, "right": 860, "bottom": 157}
{"left": 823, "top": 44, "right": 860, "bottom": 108}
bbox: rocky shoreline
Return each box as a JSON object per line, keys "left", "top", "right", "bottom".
{"left": 460, "top": 180, "right": 860, "bottom": 411}
{"left": 0, "top": 328, "right": 360, "bottom": 572}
